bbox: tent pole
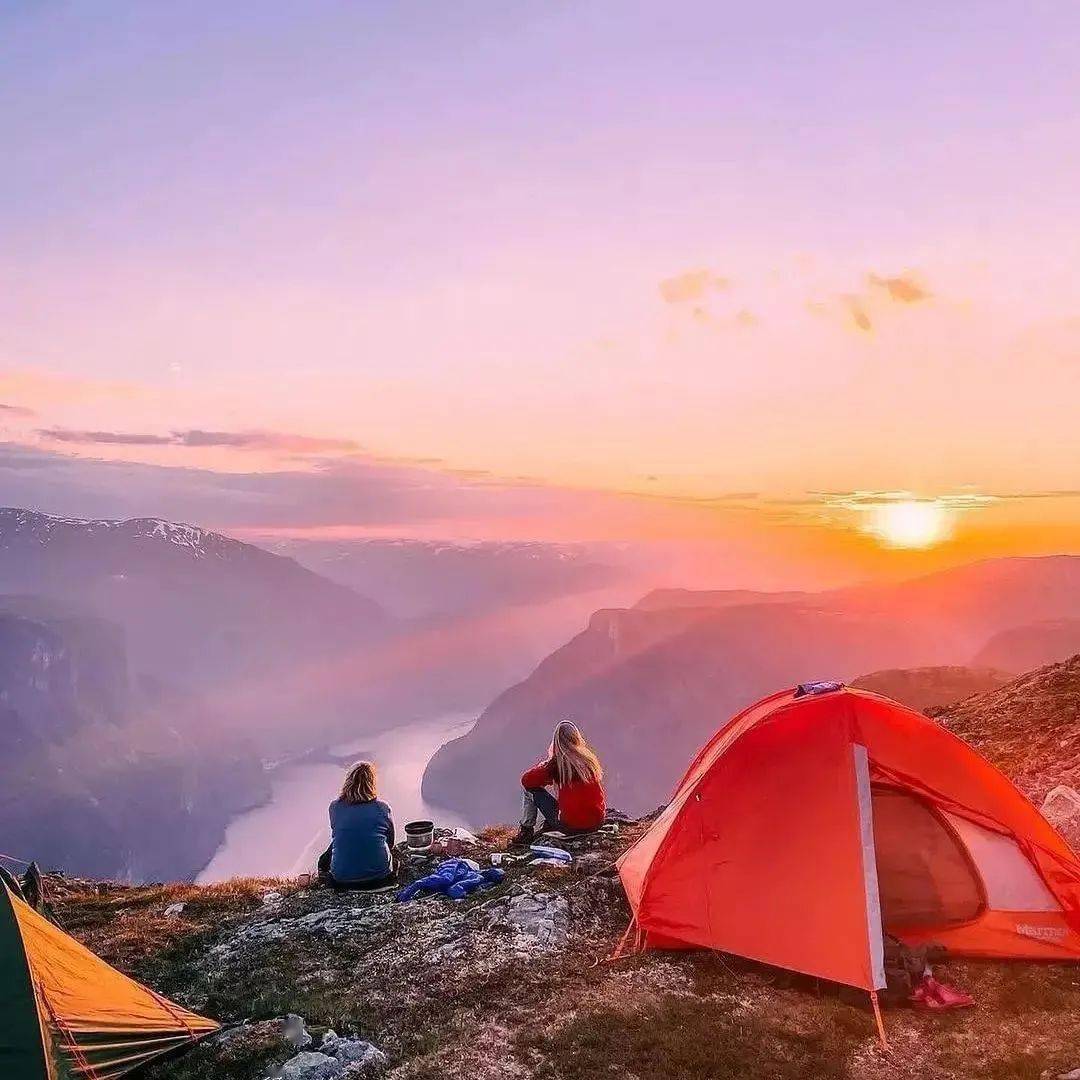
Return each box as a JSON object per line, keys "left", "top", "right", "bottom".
{"left": 869, "top": 990, "right": 889, "bottom": 1051}
{"left": 610, "top": 915, "right": 637, "bottom": 960}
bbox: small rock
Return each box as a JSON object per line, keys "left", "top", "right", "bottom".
{"left": 278, "top": 1050, "right": 340, "bottom": 1079}
{"left": 263, "top": 890, "right": 284, "bottom": 906}
{"left": 163, "top": 903, "right": 185, "bottom": 918}
{"left": 284, "top": 1013, "right": 313, "bottom": 1049}
{"left": 1057, "top": 1069, "right": 1080, "bottom": 1079}
{"left": 330, "top": 1037, "right": 387, "bottom": 1071}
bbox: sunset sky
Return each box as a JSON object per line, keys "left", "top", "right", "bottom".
{"left": 1, "top": 2, "right": 1078, "bottom": 587}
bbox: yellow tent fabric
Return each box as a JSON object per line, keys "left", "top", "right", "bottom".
{"left": 1, "top": 880, "right": 218, "bottom": 1079}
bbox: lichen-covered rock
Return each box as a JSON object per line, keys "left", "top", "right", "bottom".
{"left": 276, "top": 1050, "right": 337, "bottom": 1079}
{"left": 323, "top": 1035, "right": 387, "bottom": 1071}
{"left": 489, "top": 892, "right": 570, "bottom": 954}
{"left": 272, "top": 1038, "right": 387, "bottom": 1080}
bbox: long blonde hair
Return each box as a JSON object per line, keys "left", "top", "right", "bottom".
{"left": 549, "top": 720, "right": 602, "bottom": 786}
{"left": 340, "top": 760, "right": 377, "bottom": 804}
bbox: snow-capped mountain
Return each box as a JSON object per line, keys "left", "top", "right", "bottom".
{"left": 0, "top": 508, "right": 393, "bottom": 738}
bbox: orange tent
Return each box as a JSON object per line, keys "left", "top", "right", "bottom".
{"left": 618, "top": 684, "right": 1080, "bottom": 998}
{"left": 0, "top": 878, "right": 219, "bottom": 1079}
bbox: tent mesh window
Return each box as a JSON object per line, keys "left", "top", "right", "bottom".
{"left": 871, "top": 786, "right": 984, "bottom": 927}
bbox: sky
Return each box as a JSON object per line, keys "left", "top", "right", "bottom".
{"left": 1, "top": 1, "right": 1078, "bottom": 587}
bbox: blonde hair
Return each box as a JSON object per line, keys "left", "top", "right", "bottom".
{"left": 340, "top": 760, "right": 377, "bottom": 804}
{"left": 550, "top": 720, "right": 602, "bottom": 786}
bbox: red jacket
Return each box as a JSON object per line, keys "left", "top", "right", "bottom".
{"left": 521, "top": 759, "right": 606, "bottom": 831}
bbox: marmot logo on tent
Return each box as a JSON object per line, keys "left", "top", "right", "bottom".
{"left": 1015, "top": 923, "right": 1067, "bottom": 940}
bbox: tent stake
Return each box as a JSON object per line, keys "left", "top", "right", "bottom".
{"left": 869, "top": 990, "right": 889, "bottom": 1051}
{"left": 607, "top": 915, "right": 637, "bottom": 962}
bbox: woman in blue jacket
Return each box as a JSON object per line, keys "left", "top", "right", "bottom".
{"left": 318, "top": 761, "right": 397, "bottom": 890}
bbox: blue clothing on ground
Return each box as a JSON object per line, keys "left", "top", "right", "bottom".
{"left": 328, "top": 798, "right": 394, "bottom": 883}
{"left": 395, "top": 859, "right": 505, "bottom": 902}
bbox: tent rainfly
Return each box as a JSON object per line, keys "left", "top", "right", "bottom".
{"left": 0, "top": 878, "right": 219, "bottom": 1079}
{"left": 617, "top": 683, "right": 1080, "bottom": 1038}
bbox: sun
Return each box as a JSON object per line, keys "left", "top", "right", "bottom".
{"left": 864, "top": 500, "right": 952, "bottom": 549}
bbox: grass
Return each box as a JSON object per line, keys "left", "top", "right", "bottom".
{"left": 518, "top": 995, "right": 849, "bottom": 1080}
{"left": 55, "top": 877, "right": 302, "bottom": 975}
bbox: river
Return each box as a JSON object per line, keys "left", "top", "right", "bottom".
{"left": 197, "top": 711, "right": 478, "bottom": 882}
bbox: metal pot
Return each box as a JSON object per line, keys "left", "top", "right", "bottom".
{"left": 404, "top": 819, "right": 435, "bottom": 851}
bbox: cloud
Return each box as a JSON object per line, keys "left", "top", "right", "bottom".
{"left": 0, "top": 441, "right": 601, "bottom": 535}
{"left": 843, "top": 295, "right": 873, "bottom": 333}
{"left": 0, "top": 403, "right": 35, "bottom": 417}
{"left": 173, "top": 430, "right": 361, "bottom": 453}
{"left": 40, "top": 428, "right": 173, "bottom": 445}
{"left": 867, "top": 272, "right": 931, "bottom": 304}
{"left": 659, "top": 269, "right": 731, "bottom": 304}
{"left": 38, "top": 427, "right": 361, "bottom": 453}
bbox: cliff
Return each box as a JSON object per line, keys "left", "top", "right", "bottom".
{"left": 0, "top": 608, "right": 269, "bottom": 880}
{"left": 425, "top": 556, "right": 1080, "bottom": 826}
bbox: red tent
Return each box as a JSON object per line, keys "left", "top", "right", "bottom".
{"left": 618, "top": 684, "right": 1080, "bottom": 998}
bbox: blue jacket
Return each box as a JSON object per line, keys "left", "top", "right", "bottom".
{"left": 396, "top": 859, "right": 504, "bottom": 902}
{"left": 329, "top": 798, "right": 394, "bottom": 883}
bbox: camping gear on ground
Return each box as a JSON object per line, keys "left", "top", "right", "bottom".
{"left": 910, "top": 973, "right": 975, "bottom": 1009}
{"left": 617, "top": 683, "right": 1080, "bottom": 1046}
{"left": 448, "top": 827, "right": 480, "bottom": 844}
{"left": 395, "top": 858, "right": 505, "bottom": 903}
{"left": 881, "top": 935, "right": 946, "bottom": 1004}
{"left": 404, "top": 820, "right": 435, "bottom": 852}
{"left": 490, "top": 853, "right": 527, "bottom": 866}
{"left": 0, "top": 876, "right": 219, "bottom": 1078}
{"left": 528, "top": 845, "right": 573, "bottom": 864}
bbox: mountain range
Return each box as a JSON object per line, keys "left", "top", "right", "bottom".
{"left": 0, "top": 509, "right": 397, "bottom": 880}
{"left": 0, "top": 509, "right": 394, "bottom": 741}
{"left": 424, "top": 555, "right": 1080, "bottom": 824}
{"left": 269, "top": 537, "right": 629, "bottom": 618}
{"left": 0, "top": 509, "right": 631, "bottom": 879}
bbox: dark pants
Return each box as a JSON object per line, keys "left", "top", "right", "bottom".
{"left": 521, "top": 787, "right": 562, "bottom": 830}
{"left": 317, "top": 846, "right": 398, "bottom": 891}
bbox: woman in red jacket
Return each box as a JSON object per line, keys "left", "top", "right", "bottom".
{"left": 511, "top": 719, "right": 606, "bottom": 846}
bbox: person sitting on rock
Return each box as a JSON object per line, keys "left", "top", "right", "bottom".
{"left": 511, "top": 719, "right": 606, "bottom": 846}
{"left": 318, "top": 760, "right": 398, "bottom": 890}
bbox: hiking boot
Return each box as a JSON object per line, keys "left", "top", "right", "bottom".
{"left": 509, "top": 825, "right": 535, "bottom": 848}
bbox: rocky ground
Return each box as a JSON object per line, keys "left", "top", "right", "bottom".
{"left": 36, "top": 656, "right": 1080, "bottom": 1080}
{"left": 47, "top": 808, "right": 1080, "bottom": 1080}
{"left": 933, "top": 655, "right": 1080, "bottom": 847}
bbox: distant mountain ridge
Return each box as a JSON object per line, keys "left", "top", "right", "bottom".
{"left": 0, "top": 507, "right": 394, "bottom": 741}
{"left": 850, "top": 666, "right": 1014, "bottom": 713}
{"left": 424, "top": 555, "right": 1080, "bottom": 824}
{"left": 268, "top": 535, "right": 627, "bottom": 618}
{"left": 973, "top": 619, "right": 1080, "bottom": 674}
{"left": 0, "top": 507, "right": 404, "bottom": 879}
